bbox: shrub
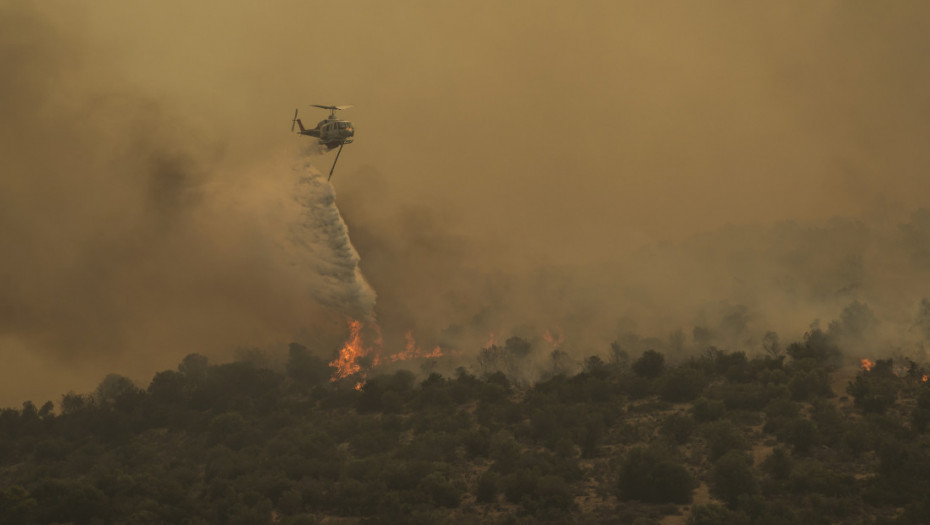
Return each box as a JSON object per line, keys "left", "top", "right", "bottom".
{"left": 847, "top": 374, "right": 898, "bottom": 414}
{"left": 702, "top": 420, "right": 748, "bottom": 461}
{"left": 688, "top": 503, "right": 751, "bottom": 525}
{"left": 785, "top": 329, "right": 841, "bottom": 369}
{"left": 659, "top": 368, "right": 707, "bottom": 402}
{"left": 617, "top": 446, "right": 694, "bottom": 504}
{"left": 632, "top": 350, "right": 665, "bottom": 379}
{"left": 784, "top": 418, "right": 817, "bottom": 455}
{"left": 691, "top": 397, "right": 726, "bottom": 423}
{"left": 475, "top": 471, "right": 499, "bottom": 503}
{"left": 761, "top": 446, "right": 793, "bottom": 481}
{"left": 660, "top": 413, "right": 697, "bottom": 445}
{"left": 418, "top": 472, "right": 460, "bottom": 508}
{"left": 710, "top": 451, "right": 758, "bottom": 507}
{"left": 715, "top": 382, "right": 772, "bottom": 411}
{"left": 789, "top": 368, "right": 833, "bottom": 401}
{"left": 764, "top": 398, "right": 800, "bottom": 419}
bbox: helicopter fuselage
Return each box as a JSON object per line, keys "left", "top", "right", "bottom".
{"left": 297, "top": 116, "right": 355, "bottom": 150}
{"left": 291, "top": 105, "right": 355, "bottom": 180}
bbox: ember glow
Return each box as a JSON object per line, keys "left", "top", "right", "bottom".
{"left": 860, "top": 358, "right": 875, "bottom": 372}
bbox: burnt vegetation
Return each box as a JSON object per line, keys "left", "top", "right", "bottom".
{"left": 2, "top": 332, "right": 930, "bottom": 524}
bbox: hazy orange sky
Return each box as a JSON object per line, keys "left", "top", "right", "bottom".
{"left": 66, "top": 0, "right": 930, "bottom": 256}
{"left": 4, "top": 1, "right": 930, "bottom": 405}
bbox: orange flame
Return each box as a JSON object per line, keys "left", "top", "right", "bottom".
{"left": 860, "top": 358, "right": 875, "bottom": 372}
{"left": 330, "top": 322, "right": 450, "bottom": 387}
{"left": 923, "top": 374, "right": 928, "bottom": 383}
{"left": 542, "top": 329, "right": 564, "bottom": 348}
{"left": 486, "top": 331, "right": 499, "bottom": 349}
{"left": 388, "top": 330, "right": 444, "bottom": 362}
{"left": 330, "top": 319, "right": 365, "bottom": 380}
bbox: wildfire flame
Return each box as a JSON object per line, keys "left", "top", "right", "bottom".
{"left": 329, "top": 321, "right": 450, "bottom": 388}
{"left": 857, "top": 358, "right": 928, "bottom": 382}
{"left": 388, "top": 330, "right": 444, "bottom": 362}
{"left": 330, "top": 319, "right": 366, "bottom": 380}
{"left": 486, "top": 331, "right": 499, "bottom": 349}
{"left": 542, "top": 329, "right": 564, "bottom": 348}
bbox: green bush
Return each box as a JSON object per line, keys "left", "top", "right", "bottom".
{"left": 710, "top": 451, "right": 758, "bottom": 507}
{"left": 475, "top": 470, "right": 499, "bottom": 503}
{"left": 789, "top": 368, "right": 833, "bottom": 401}
{"left": 632, "top": 350, "right": 665, "bottom": 379}
{"left": 660, "top": 413, "right": 697, "bottom": 445}
{"left": 691, "top": 397, "right": 726, "bottom": 423}
{"left": 761, "top": 446, "right": 792, "bottom": 481}
{"left": 688, "top": 503, "right": 750, "bottom": 525}
{"left": 702, "top": 420, "right": 748, "bottom": 461}
{"left": 847, "top": 374, "right": 898, "bottom": 414}
{"left": 659, "top": 368, "right": 707, "bottom": 402}
{"left": 617, "top": 446, "right": 694, "bottom": 504}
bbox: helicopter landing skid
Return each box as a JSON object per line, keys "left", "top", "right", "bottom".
{"left": 328, "top": 143, "right": 346, "bottom": 182}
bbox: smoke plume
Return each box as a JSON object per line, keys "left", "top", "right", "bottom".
{"left": 0, "top": 3, "right": 374, "bottom": 405}
{"left": 5, "top": 1, "right": 930, "bottom": 402}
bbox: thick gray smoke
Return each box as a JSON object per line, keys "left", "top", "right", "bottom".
{"left": 340, "top": 182, "right": 930, "bottom": 379}
{"left": 0, "top": 3, "right": 375, "bottom": 405}
{"left": 7, "top": 1, "right": 930, "bottom": 401}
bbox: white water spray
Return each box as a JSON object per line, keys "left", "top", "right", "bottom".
{"left": 285, "top": 157, "right": 376, "bottom": 320}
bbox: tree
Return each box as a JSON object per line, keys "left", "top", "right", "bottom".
{"left": 763, "top": 331, "right": 781, "bottom": 358}
{"left": 661, "top": 413, "right": 697, "bottom": 445}
{"left": 95, "top": 374, "right": 143, "bottom": 411}
{"left": 847, "top": 373, "right": 898, "bottom": 414}
{"left": 0, "top": 486, "right": 36, "bottom": 525}
{"left": 691, "top": 397, "right": 726, "bottom": 423}
{"left": 617, "top": 446, "right": 694, "bottom": 504}
{"left": 688, "top": 503, "right": 750, "bottom": 525}
{"left": 785, "top": 329, "right": 841, "bottom": 369}
{"left": 475, "top": 471, "right": 499, "bottom": 503}
{"left": 762, "top": 446, "right": 793, "bottom": 481}
{"left": 710, "top": 451, "right": 758, "bottom": 507}
{"left": 632, "top": 350, "right": 665, "bottom": 378}
{"left": 148, "top": 370, "right": 187, "bottom": 405}
{"left": 659, "top": 367, "right": 706, "bottom": 402}
{"left": 702, "top": 420, "right": 748, "bottom": 461}
{"left": 178, "top": 353, "right": 209, "bottom": 380}
{"left": 60, "top": 391, "right": 89, "bottom": 416}
{"left": 285, "top": 343, "right": 329, "bottom": 386}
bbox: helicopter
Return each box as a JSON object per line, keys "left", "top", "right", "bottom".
{"left": 292, "top": 105, "right": 355, "bottom": 181}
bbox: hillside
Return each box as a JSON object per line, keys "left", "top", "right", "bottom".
{"left": 1, "top": 332, "right": 929, "bottom": 525}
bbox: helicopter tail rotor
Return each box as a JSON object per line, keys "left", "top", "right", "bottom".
{"left": 291, "top": 108, "right": 298, "bottom": 132}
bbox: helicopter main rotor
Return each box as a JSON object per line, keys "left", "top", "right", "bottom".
{"left": 310, "top": 104, "right": 354, "bottom": 118}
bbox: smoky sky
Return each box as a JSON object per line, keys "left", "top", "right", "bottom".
{"left": 4, "top": 1, "right": 930, "bottom": 405}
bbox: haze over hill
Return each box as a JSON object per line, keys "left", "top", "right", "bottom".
{"left": 3, "top": 1, "right": 930, "bottom": 405}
